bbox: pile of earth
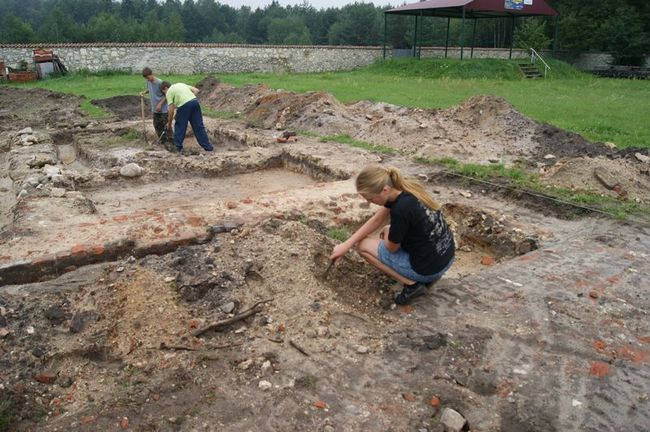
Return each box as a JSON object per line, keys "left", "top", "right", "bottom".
{"left": 196, "top": 78, "right": 650, "bottom": 203}
{"left": 195, "top": 80, "right": 590, "bottom": 164}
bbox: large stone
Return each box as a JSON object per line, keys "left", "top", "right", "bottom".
{"left": 635, "top": 152, "right": 650, "bottom": 163}
{"left": 440, "top": 408, "right": 467, "bottom": 432}
{"left": 119, "top": 163, "right": 145, "bottom": 178}
{"left": 593, "top": 167, "right": 619, "bottom": 190}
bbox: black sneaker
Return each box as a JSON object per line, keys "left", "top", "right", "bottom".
{"left": 394, "top": 283, "right": 428, "bottom": 305}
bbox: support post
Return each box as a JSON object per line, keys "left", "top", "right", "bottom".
{"left": 460, "top": 7, "right": 466, "bottom": 60}
{"left": 383, "top": 13, "right": 387, "bottom": 59}
{"left": 508, "top": 15, "right": 515, "bottom": 59}
{"left": 471, "top": 18, "right": 477, "bottom": 58}
{"left": 553, "top": 15, "right": 559, "bottom": 54}
{"left": 412, "top": 15, "right": 418, "bottom": 57}
{"left": 418, "top": 11, "right": 423, "bottom": 59}
{"left": 445, "top": 17, "right": 450, "bottom": 58}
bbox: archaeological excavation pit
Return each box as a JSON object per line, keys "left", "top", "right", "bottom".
{"left": 3, "top": 85, "right": 647, "bottom": 432}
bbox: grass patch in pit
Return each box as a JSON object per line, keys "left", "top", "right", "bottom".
{"left": 202, "top": 108, "right": 241, "bottom": 120}
{"left": 320, "top": 134, "right": 396, "bottom": 154}
{"left": 423, "top": 156, "right": 650, "bottom": 221}
{"left": 327, "top": 227, "right": 350, "bottom": 242}
{"left": 103, "top": 129, "right": 147, "bottom": 148}
{"left": 295, "top": 129, "right": 322, "bottom": 138}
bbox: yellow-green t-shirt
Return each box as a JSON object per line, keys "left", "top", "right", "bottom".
{"left": 165, "top": 83, "right": 196, "bottom": 108}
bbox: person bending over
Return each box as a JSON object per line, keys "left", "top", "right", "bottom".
{"left": 330, "top": 165, "right": 455, "bottom": 305}
{"left": 160, "top": 81, "right": 213, "bottom": 153}
{"left": 139, "top": 67, "right": 172, "bottom": 145}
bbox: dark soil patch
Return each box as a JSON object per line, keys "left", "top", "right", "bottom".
{"left": 533, "top": 123, "right": 612, "bottom": 162}
{"left": 0, "top": 87, "right": 82, "bottom": 130}
{"left": 92, "top": 95, "right": 148, "bottom": 121}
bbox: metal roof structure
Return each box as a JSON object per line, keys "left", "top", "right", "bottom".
{"left": 386, "top": 0, "right": 557, "bottom": 18}
{"left": 382, "top": 0, "right": 559, "bottom": 60}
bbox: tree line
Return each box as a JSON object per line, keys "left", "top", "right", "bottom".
{"left": 0, "top": 0, "right": 648, "bottom": 64}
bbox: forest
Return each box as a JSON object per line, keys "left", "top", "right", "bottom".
{"left": 0, "top": 0, "right": 648, "bottom": 64}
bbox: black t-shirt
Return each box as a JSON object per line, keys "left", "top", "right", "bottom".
{"left": 385, "top": 192, "right": 455, "bottom": 275}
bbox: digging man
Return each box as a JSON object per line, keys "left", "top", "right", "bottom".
{"left": 140, "top": 67, "right": 173, "bottom": 147}
{"left": 160, "top": 81, "right": 214, "bottom": 153}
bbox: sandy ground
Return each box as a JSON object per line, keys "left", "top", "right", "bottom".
{"left": 0, "top": 83, "right": 649, "bottom": 432}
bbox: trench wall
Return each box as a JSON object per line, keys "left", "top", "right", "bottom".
{"left": 0, "top": 43, "right": 641, "bottom": 74}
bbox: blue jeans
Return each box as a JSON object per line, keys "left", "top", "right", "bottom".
{"left": 378, "top": 241, "right": 454, "bottom": 284}
{"left": 173, "top": 99, "right": 213, "bottom": 151}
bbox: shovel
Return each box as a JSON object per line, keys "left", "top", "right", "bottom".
{"left": 140, "top": 95, "right": 150, "bottom": 146}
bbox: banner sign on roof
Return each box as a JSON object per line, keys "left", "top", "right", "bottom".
{"left": 505, "top": 0, "right": 524, "bottom": 10}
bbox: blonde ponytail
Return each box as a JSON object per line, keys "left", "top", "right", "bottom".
{"left": 356, "top": 165, "right": 440, "bottom": 210}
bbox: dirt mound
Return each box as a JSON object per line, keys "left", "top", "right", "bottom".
{"left": 533, "top": 123, "right": 612, "bottom": 162}
{"left": 446, "top": 95, "right": 535, "bottom": 132}
{"left": 246, "top": 91, "right": 354, "bottom": 133}
{"left": 195, "top": 75, "right": 223, "bottom": 94}
{"left": 92, "top": 95, "right": 146, "bottom": 121}
{"left": 202, "top": 83, "right": 274, "bottom": 114}
{"left": 541, "top": 156, "right": 650, "bottom": 202}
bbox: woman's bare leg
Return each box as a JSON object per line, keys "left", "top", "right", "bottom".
{"left": 356, "top": 237, "right": 415, "bottom": 285}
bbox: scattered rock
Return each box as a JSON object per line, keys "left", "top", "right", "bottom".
{"left": 120, "top": 417, "right": 129, "bottom": 429}
{"left": 356, "top": 345, "right": 369, "bottom": 354}
{"left": 238, "top": 359, "right": 253, "bottom": 370}
{"left": 635, "top": 152, "right": 650, "bottom": 163}
{"left": 258, "top": 380, "right": 272, "bottom": 391}
{"left": 50, "top": 187, "right": 66, "bottom": 198}
{"left": 221, "top": 302, "right": 236, "bottom": 314}
{"left": 402, "top": 393, "right": 416, "bottom": 402}
{"left": 480, "top": 255, "right": 495, "bottom": 266}
{"left": 593, "top": 167, "right": 619, "bottom": 190}
{"left": 32, "top": 346, "right": 46, "bottom": 358}
{"left": 44, "top": 305, "right": 66, "bottom": 324}
{"left": 119, "top": 163, "right": 145, "bottom": 178}
{"left": 440, "top": 408, "right": 467, "bottom": 432}
{"left": 70, "top": 311, "right": 99, "bottom": 333}
{"left": 34, "top": 372, "right": 57, "bottom": 384}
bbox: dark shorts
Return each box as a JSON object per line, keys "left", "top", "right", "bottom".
{"left": 378, "top": 240, "right": 454, "bottom": 284}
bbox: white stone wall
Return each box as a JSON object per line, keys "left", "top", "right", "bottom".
{"left": 2, "top": 43, "right": 644, "bottom": 74}
{"left": 0, "top": 44, "right": 384, "bottom": 74}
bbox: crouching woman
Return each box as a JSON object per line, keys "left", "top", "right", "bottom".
{"left": 330, "top": 165, "right": 455, "bottom": 305}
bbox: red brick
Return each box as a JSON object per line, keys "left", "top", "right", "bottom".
{"left": 34, "top": 372, "right": 57, "bottom": 384}
{"left": 481, "top": 255, "right": 495, "bottom": 266}
{"left": 71, "top": 244, "right": 86, "bottom": 255}
{"left": 589, "top": 361, "right": 610, "bottom": 378}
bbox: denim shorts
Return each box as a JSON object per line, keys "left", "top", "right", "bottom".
{"left": 378, "top": 241, "right": 454, "bottom": 284}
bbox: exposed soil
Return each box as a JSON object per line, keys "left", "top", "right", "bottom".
{"left": 1, "top": 83, "right": 649, "bottom": 432}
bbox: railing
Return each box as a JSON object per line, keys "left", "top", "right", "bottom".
{"left": 530, "top": 48, "right": 550, "bottom": 77}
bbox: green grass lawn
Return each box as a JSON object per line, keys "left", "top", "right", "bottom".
{"left": 5, "top": 59, "right": 649, "bottom": 149}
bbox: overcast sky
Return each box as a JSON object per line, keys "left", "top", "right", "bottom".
{"left": 216, "top": 0, "right": 403, "bottom": 10}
